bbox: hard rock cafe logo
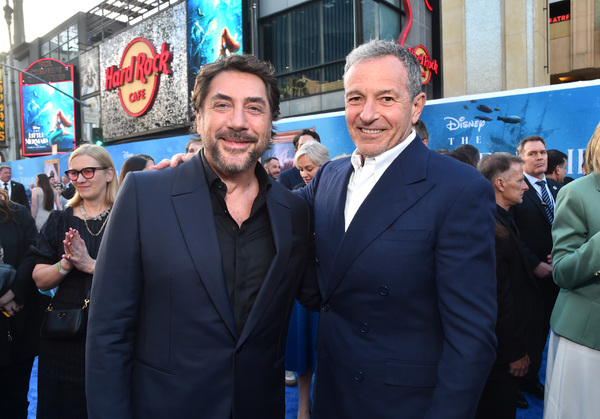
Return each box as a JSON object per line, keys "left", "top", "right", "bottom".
{"left": 105, "top": 37, "right": 173, "bottom": 117}
{"left": 407, "top": 45, "right": 439, "bottom": 85}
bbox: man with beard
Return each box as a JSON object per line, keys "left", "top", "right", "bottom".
{"left": 86, "top": 55, "right": 319, "bottom": 419}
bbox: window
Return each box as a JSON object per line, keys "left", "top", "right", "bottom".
{"left": 260, "top": 0, "right": 353, "bottom": 100}
{"left": 42, "top": 24, "right": 80, "bottom": 62}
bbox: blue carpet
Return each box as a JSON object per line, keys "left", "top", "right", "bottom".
{"left": 26, "top": 342, "right": 546, "bottom": 419}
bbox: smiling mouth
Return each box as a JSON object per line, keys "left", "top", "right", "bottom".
{"left": 360, "top": 128, "right": 383, "bottom": 134}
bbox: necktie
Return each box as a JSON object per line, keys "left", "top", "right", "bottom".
{"left": 3, "top": 182, "right": 7, "bottom": 190}
{"left": 536, "top": 180, "right": 554, "bottom": 224}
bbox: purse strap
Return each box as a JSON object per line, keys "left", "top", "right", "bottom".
{"left": 46, "top": 288, "right": 90, "bottom": 312}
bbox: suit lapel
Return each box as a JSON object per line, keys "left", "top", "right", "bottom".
{"left": 523, "top": 178, "right": 551, "bottom": 226}
{"left": 323, "top": 140, "right": 434, "bottom": 300}
{"left": 171, "top": 156, "right": 237, "bottom": 339}
{"left": 237, "top": 183, "right": 293, "bottom": 345}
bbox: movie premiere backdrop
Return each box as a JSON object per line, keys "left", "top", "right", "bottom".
{"left": 420, "top": 80, "right": 600, "bottom": 178}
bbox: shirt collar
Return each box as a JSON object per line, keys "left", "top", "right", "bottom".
{"left": 200, "top": 149, "right": 271, "bottom": 196}
{"left": 524, "top": 172, "right": 547, "bottom": 187}
{"left": 350, "top": 130, "right": 417, "bottom": 179}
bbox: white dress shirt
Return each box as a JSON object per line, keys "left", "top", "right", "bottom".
{"left": 344, "top": 131, "right": 417, "bottom": 231}
{"left": 524, "top": 172, "right": 556, "bottom": 209}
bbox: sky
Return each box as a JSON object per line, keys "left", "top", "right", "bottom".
{"left": 0, "top": 0, "right": 101, "bottom": 53}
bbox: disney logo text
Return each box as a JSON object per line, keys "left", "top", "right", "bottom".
{"left": 444, "top": 116, "right": 486, "bottom": 132}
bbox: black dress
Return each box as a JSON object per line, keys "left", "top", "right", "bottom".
{"left": 0, "top": 203, "right": 48, "bottom": 419}
{"left": 33, "top": 207, "right": 108, "bottom": 419}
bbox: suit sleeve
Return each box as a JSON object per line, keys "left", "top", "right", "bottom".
{"left": 86, "top": 174, "right": 143, "bottom": 419}
{"left": 426, "top": 175, "right": 497, "bottom": 419}
{"left": 552, "top": 185, "right": 600, "bottom": 289}
{"left": 14, "top": 183, "right": 30, "bottom": 208}
{"left": 11, "top": 206, "right": 38, "bottom": 306}
{"left": 494, "top": 227, "right": 527, "bottom": 364}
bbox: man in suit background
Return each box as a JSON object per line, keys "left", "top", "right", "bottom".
{"left": 545, "top": 149, "right": 568, "bottom": 185}
{"left": 86, "top": 54, "right": 318, "bottom": 419}
{"left": 0, "top": 166, "right": 29, "bottom": 208}
{"left": 512, "top": 135, "right": 561, "bottom": 401}
{"left": 297, "top": 40, "right": 497, "bottom": 419}
{"left": 278, "top": 129, "right": 320, "bottom": 190}
{"left": 477, "top": 153, "right": 544, "bottom": 418}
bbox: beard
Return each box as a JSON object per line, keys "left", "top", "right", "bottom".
{"left": 204, "top": 129, "right": 270, "bottom": 175}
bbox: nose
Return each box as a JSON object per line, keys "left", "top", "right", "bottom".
{"left": 227, "top": 104, "right": 249, "bottom": 130}
{"left": 360, "top": 97, "right": 378, "bottom": 123}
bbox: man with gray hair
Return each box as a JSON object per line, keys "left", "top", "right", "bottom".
{"left": 297, "top": 39, "right": 497, "bottom": 418}
{"left": 476, "top": 153, "right": 543, "bottom": 417}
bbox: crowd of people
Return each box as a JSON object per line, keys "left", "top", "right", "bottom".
{"left": 0, "top": 39, "right": 598, "bottom": 419}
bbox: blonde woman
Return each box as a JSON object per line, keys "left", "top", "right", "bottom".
{"left": 32, "top": 145, "right": 118, "bottom": 419}
{"left": 544, "top": 122, "right": 600, "bottom": 419}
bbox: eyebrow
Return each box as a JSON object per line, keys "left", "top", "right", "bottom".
{"left": 345, "top": 89, "right": 397, "bottom": 97}
{"left": 210, "top": 93, "right": 267, "bottom": 107}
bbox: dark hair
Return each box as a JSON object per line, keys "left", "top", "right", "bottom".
{"left": 292, "top": 129, "right": 321, "bottom": 150}
{"left": 413, "top": 120, "right": 429, "bottom": 141}
{"left": 516, "top": 135, "right": 546, "bottom": 156}
{"left": 263, "top": 157, "right": 279, "bottom": 165}
{"left": 37, "top": 173, "right": 55, "bottom": 211}
{"left": 546, "top": 149, "right": 568, "bottom": 174}
{"left": 191, "top": 54, "right": 280, "bottom": 128}
{"left": 136, "top": 154, "right": 155, "bottom": 164}
{"left": 454, "top": 144, "right": 481, "bottom": 167}
{"left": 119, "top": 156, "right": 149, "bottom": 184}
{"left": 478, "top": 152, "right": 524, "bottom": 183}
{"left": 185, "top": 138, "right": 202, "bottom": 153}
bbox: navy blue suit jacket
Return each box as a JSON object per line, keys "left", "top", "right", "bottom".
{"left": 9, "top": 180, "right": 29, "bottom": 208}
{"left": 278, "top": 167, "right": 303, "bottom": 190}
{"left": 86, "top": 154, "right": 317, "bottom": 419}
{"left": 297, "top": 138, "right": 497, "bottom": 419}
{"left": 512, "top": 177, "right": 561, "bottom": 270}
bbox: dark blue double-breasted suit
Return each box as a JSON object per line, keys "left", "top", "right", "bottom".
{"left": 297, "top": 137, "right": 498, "bottom": 419}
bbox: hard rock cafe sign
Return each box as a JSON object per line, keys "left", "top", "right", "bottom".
{"left": 105, "top": 37, "right": 173, "bottom": 117}
{"left": 407, "top": 45, "right": 439, "bottom": 85}
{"left": 399, "top": 0, "right": 439, "bottom": 85}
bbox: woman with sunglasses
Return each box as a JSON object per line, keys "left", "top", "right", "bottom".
{"left": 32, "top": 145, "right": 118, "bottom": 419}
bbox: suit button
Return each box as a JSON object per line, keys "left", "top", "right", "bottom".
{"left": 360, "top": 323, "right": 369, "bottom": 333}
{"left": 354, "top": 372, "right": 364, "bottom": 382}
{"left": 379, "top": 286, "right": 389, "bottom": 296}
{"left": 322, "top": 304, "right": 330, "bottom": 312}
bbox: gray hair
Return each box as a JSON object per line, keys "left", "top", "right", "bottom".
{"left": 294, "top": 141, "right": 330, "bottom": 168}
{"left": 478, "top": 152, "right": 524, "bottom": 183}
{"left": 344, "top": 39, "right": 423, "bottom": 100}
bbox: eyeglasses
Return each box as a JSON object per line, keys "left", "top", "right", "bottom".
{"left": 64, "top": 167, "right": 108, "bottom": 181}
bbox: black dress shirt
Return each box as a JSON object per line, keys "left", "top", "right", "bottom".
{"left": 200, "top": 150, "right": 275, "bottom": 335}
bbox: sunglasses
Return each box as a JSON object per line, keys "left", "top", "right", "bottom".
{"left": 64, "top": 167, "right": 108, "bottom": 181}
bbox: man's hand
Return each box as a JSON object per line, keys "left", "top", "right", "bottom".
{"left": 533, "top": 261, "right": 553, "bottom": 278}
{"left": 509, "top": 354, "right": 530, "bottom": 377}
{"left": 150, "top": 152, "right": 193, "bottom": 170}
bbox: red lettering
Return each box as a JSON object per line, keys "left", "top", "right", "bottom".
{"left": 143, "top": 58, "right": 153, "bottom": 78}
{"left": 105, "top": 66, "right": 115, "bottom": 90}
{"left": 156, "top": 43, "right": 173, "bottom": 75}
{"left": 128, "top": 89, "right": 147, "bottom": 103}
{"left": 135, "top": 53, "right": 147, "bottom": 83}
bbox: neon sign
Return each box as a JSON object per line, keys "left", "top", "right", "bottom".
{"left": 105, "top": 38, "right": 173, "bottom": 117}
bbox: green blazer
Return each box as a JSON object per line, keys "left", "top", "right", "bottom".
{"left": 551, "top": 171, "right": 600, "bottom": 350}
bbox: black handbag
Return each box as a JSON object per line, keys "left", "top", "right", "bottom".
{"left": 40, "top": 296, "right": 89, "bottom": 339}
{"left": 0, "top": 236, "right": 17, "bottom": 296}
{"left": 0, "top": 262, "right": 17, "bottom": 296}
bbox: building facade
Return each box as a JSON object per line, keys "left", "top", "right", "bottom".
{"left": 1, "top": 0, "right": 598, "bottom": 163}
